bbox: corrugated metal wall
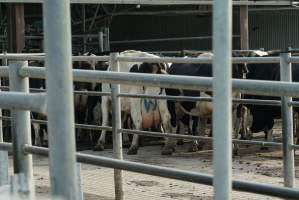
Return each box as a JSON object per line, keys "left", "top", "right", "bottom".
{"left": 110, "top": 9, "right": 299, "bottom": 52}
{"left": 110, "top": 14, "right": 241, "bottom": 51}
{"left": 249, "top": 9, "right": 299, "bottom": 50}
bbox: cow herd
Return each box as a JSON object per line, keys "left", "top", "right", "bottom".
{"left": 2, "top": 49, "right": 299, "bottom": 156}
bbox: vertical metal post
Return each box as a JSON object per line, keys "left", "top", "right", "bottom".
{"left": 8, "top": 61, "right": 33, "bottom": 194}
{"left": 0, "top": 150, "right": 9, "bottom": 186}
{"left": 0, "top": 52, "right": 5, "bottom": 141}
{"left": 110, "top": 52, "right": 124, "bottom": 200}
{"left": 0, "top": 78, "right": 8, "bottom": 186}
{"left": 240, "top": 0, "right": 249, "bottom": 50}
{"left": 104, "top": 28, "right": 110, "bottom": 52}
{"left": 43, "top": 0, "right": 78, "bottom": 199}
{"left": 82, "top": 5, "right": 86, "bottom": 52}
{"left": 0, "top": 52, "right": 9, "bottom": 187}
{"left": 76, "top": 163, "right": 84, "bottom": 200}
{"left": 7, "top": 4, "right": 25, "bottom": 53}
{"left": 212, "top": 0, "right": 232, "bottom": 199}
{"left": 98, "top": 32, "right": 104, "bottom": 53}
{"left": 280, "top": 53, "right": 295, "bottom": 187}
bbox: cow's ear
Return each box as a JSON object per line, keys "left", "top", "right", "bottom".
{"left": 130, "top": 64, "right": 139, "bottom": 73}
{"left": 152, "top": 63, "right": 160, "bottom": 74}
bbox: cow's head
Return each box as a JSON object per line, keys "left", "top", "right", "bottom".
{"left": 73, "top": 52, "right": 98, "bottom": 91}
{"left": 232, "top": 52, "right": 249, "bottom": 79}
{"left": 130, "top": 63, "right": 168, "bottom": 74}
{"left": 73, "top": 52, "right": 97, "bottom": 70}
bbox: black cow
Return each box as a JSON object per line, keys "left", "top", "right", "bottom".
{"left": 240, "top": 51, "right": 299, "bottom": 145}
{"left": 163, "top": 52, "right": 247, "bottom": 155}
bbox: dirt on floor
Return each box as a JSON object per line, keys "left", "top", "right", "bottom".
{"left": 6, "top": 122, "right": 299, "bottom": 200}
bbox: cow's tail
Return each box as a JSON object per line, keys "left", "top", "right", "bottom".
{"left": 177, "top": 103, "right": 200, "bottom": 117}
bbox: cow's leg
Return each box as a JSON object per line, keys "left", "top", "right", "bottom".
{"left": 232, "top": 107, "right": 240, "bottom": 156}
{"left": 84, "top": 107, "right": 93, "bottom": 145}
{"left": 238, "top": 105, "right": 246, "bottom": 140}
{"left": 90, "top": 101, "right": 101, "bottom": 145}
{"left": 127, "top": 98, "right": 142, "bottom": 155}
{"left": 261, "top": 126, "right": 273, "bottom": 150}
{"left": 122, "top": 113, "right": 130, "bottom": 147}
{"left": 161, "top": 100, "right": 177, "bottom": 155}
{"left": 176, "top": 121, "right": 185, "bottom": 145}
{"left": 42, "top": 128, "right": 48, "bottom": 146}
{"left": 189, "top": 117, "right": 207, "bottom": 152}
{"left": 265, "top": 128, "right": 273, "bottom": 142}
{"left": 244, "top": 109, "right": 253, "bottom": 140}
{"left": 94, "top": 97, "right": 109, "bottom": 151}
{"left": 264, "top": 119, "right": 274, "bottom": 143}
{"left": 32, "top": 123, "right": 41, "bottom": 146}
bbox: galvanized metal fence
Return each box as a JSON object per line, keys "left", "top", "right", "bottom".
{"left": 0, "top": 0, "right": 299, "bottom": 200}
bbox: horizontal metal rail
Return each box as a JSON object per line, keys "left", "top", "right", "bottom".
{"left": 2, "top": 141, "right": 299, "bottom": 198}
{"left": 0, "top": 116, "right": 112, "bottom": 132}
{"left": 288, "top": 56, "right": 299, "bottom": 63}
{"left": 0, "top": 116, "right": 296, "bottom": 149}
{"left": 116, "top": 56, "right": 282, "bottom": 64}
{"left": 0, "top": 34, "right": 105, "bottom": 39}
{"left": 0, "top": 85, "right": 112, "bottom": 97}
{"left": 290, "top": 101, "right": 299, "bottom": 107}
{"left": 0, "top": 0, "right": 297, "bottom": 6}
{"left": 0, "top": 55, "right": 109, "bottom": 62}
{"left": 0, "top": 142, "right": 12, "bottom": 152}
{"left": 0, "top": 85, "right": 283, "bottom": 106}
{"left": 119, "top": 128, "right": 299, "bottom": 149}
{"left": 19, "top": 144, "right": 299, "bottom": 199}
{"left": 119, "top": 93, "right": 283, "bottom": 106}
{"left": 0, "top": 55, "right": 296, "bottom": 64}
{"left": 10, "top": 67, "right": 299, "bottom": 98}
{"left": 0, "top": 92, "right": 46, "bottom": 114}
{"left": 110, "top": 35, "right": 240, "bottom": 44}
{"left": 2, "top": 66, "right": 299, "bottom": 99}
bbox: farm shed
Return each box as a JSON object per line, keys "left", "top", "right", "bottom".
{"left": 0, "top": 2, "right": 299, "bottom": 53}
{"left": 1, "top": 1, "right": 299, "bottom": 200}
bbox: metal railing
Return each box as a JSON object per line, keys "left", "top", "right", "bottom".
{"left": 1, "top": 52, "right": 299, "bottom": 199}
{"left": 1, "top": 0, "right": 299, "bottom": 200}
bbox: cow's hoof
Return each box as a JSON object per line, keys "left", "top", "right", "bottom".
{"left": 260, "top": 146, "right": 269, "bottom": 151}
{"left": 93, "top": 143, "right": 105, "bottom": 151}
{"left": 233, "top": 148, "right": 239, "bottom": 156}
{"left": 127, "top": 146, "right": 138, "bottom": 155}
{"left": 177, "top": 139, "right": 184, "bottom": 146}
{"left": 188, "top": 144, "right": 199, "bottom": 152}
{"left": 34, "top": 140, "right": 42, "bottom": 147}
{"left": 123, "top": 141, "right": 131, "bottom": 148}
{"left": 42, "top": 141, "right": 48, "bottom": 147}
{"left": 161, "top": 147, "right": 175, "bottom": 155}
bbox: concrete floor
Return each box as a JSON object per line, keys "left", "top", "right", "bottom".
{"left": 5, "top": 122, "right": 299, "bottom": 200}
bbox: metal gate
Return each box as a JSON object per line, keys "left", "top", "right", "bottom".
{"left": 1, "top": 0, "right": 299, "bottom": 200}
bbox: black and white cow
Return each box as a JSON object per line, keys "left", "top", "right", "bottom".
{"left": 28, "top": 60, "right": 48, "bottom": 146}
{"left": 239, "top": 51, "right": 299, "bottom": 144}
{"left": 163, "top": 52, "right": 248, "bottom": 155}
{"left": 73, "top": 52, "right": 109, "bottom": 144}
{"left": 94, "top": 50, "right": 172, "bottom": 155}
{"left": 30, "top": 54, "right": 108, "bottom": 146}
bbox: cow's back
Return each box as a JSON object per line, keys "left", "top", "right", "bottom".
{"left": 103, "top": 50, "right": 161, "bottom": 112}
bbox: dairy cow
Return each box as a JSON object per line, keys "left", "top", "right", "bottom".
{"left": 163, "top": 52, "right": 248, "bottom": 155}
{"left": 94, "top": 50, "right": 172, "bottom": 155}
{"left": 240, "top": 51, "right": 299, "bottom": 144}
